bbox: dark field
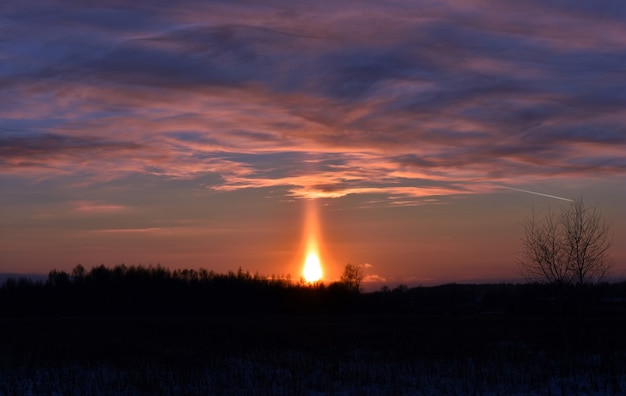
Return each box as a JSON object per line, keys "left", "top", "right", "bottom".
{"left": 2, "top": 266, "right": 626, "bottom": 395}
{"left": 2, "top": 314, "right": 626, "bottom": 395}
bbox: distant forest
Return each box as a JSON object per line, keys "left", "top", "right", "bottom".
{"left": 1, "top": 264, "right": 626, "bottom": 317}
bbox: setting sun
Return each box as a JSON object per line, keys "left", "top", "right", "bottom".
{"left": 303, "top": 252, "right": 323, "bottom": 283}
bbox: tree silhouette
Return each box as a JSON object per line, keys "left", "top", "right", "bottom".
{"left": 71, "top": 264, "right": 86, "bottom": 283}
{"left": 562, "top": 198, "right": 613, "bottom": 286}
{"left": 340, "top": 263, "right": 364, "bottom": 293}
{"left": 519, "top": 206, "right": 570, "bottom": 285}
{"left": 519, "top": 196, "right": 612, "bottom": 286}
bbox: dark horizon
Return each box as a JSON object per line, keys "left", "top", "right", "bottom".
{"left": 3, "top": 263, "right": 626, "bottom": 316}
{"left": 3, "top": 263, "right": 626, "bottom": 394}
{"left": 3, "top": 268, "right": 626, "bottom": 291}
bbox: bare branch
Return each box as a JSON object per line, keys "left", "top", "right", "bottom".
{"left": 518, "top": 197, "right": 612, "bottom": 286}
{"left": 340, "top": 263, "right": 364, "bottom": 293}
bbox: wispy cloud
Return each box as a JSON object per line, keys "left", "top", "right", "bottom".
{"left": 2, "top": 0, "right": 625, "bottom": 202}
{"left": 73, "top": 201, "right": 128, "bottom": 213}
{"left": 93, "top": 228, "right": 162, "bottom": 234}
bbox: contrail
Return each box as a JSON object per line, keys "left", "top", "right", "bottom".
{"left": 494, "top": 185, "right": 573, "bottom": 202}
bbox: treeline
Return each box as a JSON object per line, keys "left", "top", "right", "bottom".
{"left": 1, "top": 264, "right": 626, "bottom": 317}
{"left": 0, "top": 265, "right": 356, "bottom": 316}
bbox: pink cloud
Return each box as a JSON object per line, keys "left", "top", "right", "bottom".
{"left": 92, "top": 228, "right": 162, "bottom": 233}
{"left": 73, "top": 201, "right": 128, "bottom": 213}
{"left": 363, "top": 274, "right": 387, "bottom": 283}
{"left": 2, "top": 0, "right": 625, "bottom": 206}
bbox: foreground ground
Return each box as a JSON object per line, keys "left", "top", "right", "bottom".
{"left": 1, "top": 313, "right": 625, "bottom": 395}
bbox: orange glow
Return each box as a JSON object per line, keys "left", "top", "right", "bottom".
{"left": 301, "top": 198, "right": 324, "bottom": 282}
{"left": 303, "top": 252, "right": 322, "bottom": 282}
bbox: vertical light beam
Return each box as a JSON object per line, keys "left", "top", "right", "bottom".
{"left": 302, "top": 198, "right": 323, "bottom": 282}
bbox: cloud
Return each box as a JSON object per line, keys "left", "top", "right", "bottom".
{"left": 0, "top": 133, "right": 142, "bottom": 176}
{"left": 91, "top": 228, "right": 163, "bottom": 234}
{"left": 361, "top": 263, "right": 386, "bottom": 283}
{"left": 363, "top": 274, "right": 387, "bottom": 283}
{"left": 1, "top": 0, "right": 625, "bottom": 202}
{"left": 73, "top": 201, "right": 128, "bottom": 213}
{"left": 0, "top": 133, "right": 141, "bottom": 156}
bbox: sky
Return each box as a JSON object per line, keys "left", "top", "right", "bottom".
{"left": 1, "top": 0, "right": 625, "bottom": 287}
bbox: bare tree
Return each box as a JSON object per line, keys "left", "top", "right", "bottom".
{"left": 340, "top": 263, "right": 364, "bottom": 293}
{"left": 561, "top": 197, "right": 612, "bottom": 285}
{"left": 519, "top": 197, "right": 612, "bottom": 286}
{"left": 519, "top": 206, "right": 570, "bottom": 285}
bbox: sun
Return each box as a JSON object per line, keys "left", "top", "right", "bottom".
{"left": 303, "top": 252, "right": 323, "bottom": 283}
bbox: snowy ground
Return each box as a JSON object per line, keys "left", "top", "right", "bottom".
{"left": 2, "top": 345, "right": 625, "bottom": 395}
{"left": 1, "top": 315, "right": 625, "bottom": 395}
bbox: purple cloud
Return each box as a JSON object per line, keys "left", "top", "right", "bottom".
{"left": 1, "top": 0, "right": 625, "bottom": 203}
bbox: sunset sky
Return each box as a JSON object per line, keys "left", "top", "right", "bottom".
{"left": 1, "top": 0, "right": 625, "bottom": 287}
